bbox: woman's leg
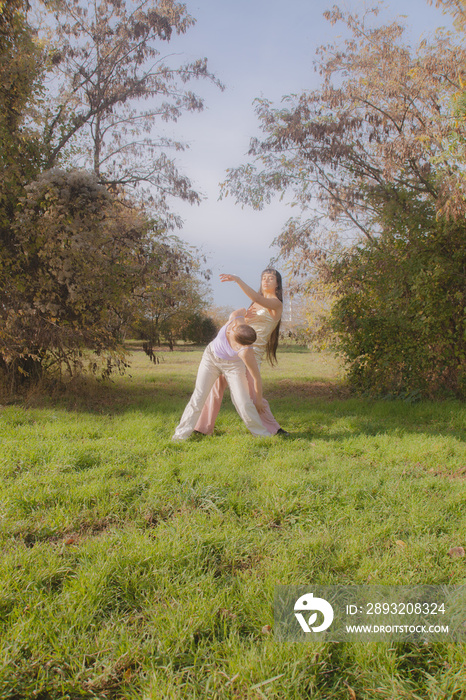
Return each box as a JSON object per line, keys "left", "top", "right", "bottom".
{"left": 195, "top": 367, "right": 282, "bottom": 436}
{"left": 224, "top": 361, "right": 272, "bottom": 437}
{"left": 245, "top": 369, "right": 281, "bottom": 434}
{"left": 172, "top": 347, "right": 222, "bottom": 440}
{"left": 193, "top": 375, "right": 228, "bottom": 435}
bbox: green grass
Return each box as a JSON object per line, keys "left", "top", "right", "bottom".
{"left": 0, "top": 345, "right": 465, "bottom": 699}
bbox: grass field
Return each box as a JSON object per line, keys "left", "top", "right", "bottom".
{"left": 0, "top": 345, "right": 465, "bottom": 699}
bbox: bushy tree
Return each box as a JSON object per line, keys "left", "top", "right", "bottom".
{"left": 1, "top": 169, "right": 148, "bottom": 384}
{"left": 0, "top": 0, "right": 218, "bottom": 388}
{"left": 330, "top": 192, "right": 466, "bottom": 397}
{"left": 222, "top": 3, "right": 466, "bottom": 397}
{"left": 182, "top": 314, "right": 217, "bottom": 344}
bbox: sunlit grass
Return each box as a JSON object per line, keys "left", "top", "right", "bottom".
{"left": 0, "top": 345, "right": 465, "bottom": 698}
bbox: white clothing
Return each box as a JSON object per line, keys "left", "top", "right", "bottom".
{"left": 172, "top": 344, "right": 272, "bottom": 440}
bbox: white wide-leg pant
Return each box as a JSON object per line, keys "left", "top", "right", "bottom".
{"left": 172, "top": 344, "right": 272, "bottom": 440}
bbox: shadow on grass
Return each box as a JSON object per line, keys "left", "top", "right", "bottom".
{"left": 21, "top": 373, "right": 196, "bottom": 415}
{"left": 15, "top": 357, "right": 465, "bottom": 445}
{"left": 277, "top": 400, "right": 466, "bottom": 444}
{"left": 23, "top": 377, "right": 349, "bottom": 419}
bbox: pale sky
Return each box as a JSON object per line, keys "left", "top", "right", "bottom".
{"left": 161, "top": 0, "right": 455, "bottom": 307}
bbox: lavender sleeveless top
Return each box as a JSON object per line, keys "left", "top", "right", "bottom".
{"left": 210, "top": 322, "right": 239, "bottom": 360}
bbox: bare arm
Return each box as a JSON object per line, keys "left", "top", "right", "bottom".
{"left": 239, "top": 347, "right": 265, "bottom": 413}
{"left": 221, "top": 274, "right": 282, "bottom": 313}
{"left": 228, "top": 307, "right": 247, "bottom": 323}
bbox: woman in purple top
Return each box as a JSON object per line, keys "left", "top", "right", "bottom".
{"left": 172, "top": 308, "right": 272, "bottom": 441}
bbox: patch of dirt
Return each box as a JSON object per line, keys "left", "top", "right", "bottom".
{"left": 20, "top": 516, "right": 120, "bottom": 548}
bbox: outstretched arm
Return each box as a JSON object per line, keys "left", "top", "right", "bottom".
{"left": 220, "top": 274, "right": 282, "bottom": 312}
{"left": 239, "top": 347, "right": 265, "bottom": 413}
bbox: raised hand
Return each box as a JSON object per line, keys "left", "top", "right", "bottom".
{"left": 220, "top": 274, "right": 239, "bottom": 283}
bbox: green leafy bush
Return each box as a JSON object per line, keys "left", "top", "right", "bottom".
{"left": 329, "top": 195, "right": 466, "bottom": 398}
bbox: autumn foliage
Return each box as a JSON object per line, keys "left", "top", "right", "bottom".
{"left": 1, "top": 169, "right": 147, "bottom": 383}
{"left": 224, "top": 2, "right": 466, "bottom": 398}
{"left": 0, "top": 0, "right": 217, "bottom": 389}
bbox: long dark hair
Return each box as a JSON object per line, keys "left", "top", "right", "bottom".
{"left": 253, "top": 268, "right": 283, "bottom": 366}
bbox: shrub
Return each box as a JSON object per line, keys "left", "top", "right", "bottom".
{"left": 329, "top": 196, "right": 466, "bottom": 398}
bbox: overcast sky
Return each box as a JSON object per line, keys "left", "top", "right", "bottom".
{"left": 161, "top": 0, "right": 454, "bottom": 308}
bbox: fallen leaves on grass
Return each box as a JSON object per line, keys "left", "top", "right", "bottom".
{"left": 343, "top": 680, "right": 357, "bottom": 700}
{"left": 63, "top": 536, "right": 78, "bottom": 546}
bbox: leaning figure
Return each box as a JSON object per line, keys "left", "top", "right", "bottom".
{"left": 172, "top": 308, "right": 272, "bottom": 441}
{"left": 195, "top": 268, "right": 288, "bottom": 436}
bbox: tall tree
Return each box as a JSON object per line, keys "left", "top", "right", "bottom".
{"left": 221, "top": 3, "right": 466, "bottom": 397}
{"left": 42, "top": 0, "right": 222, "bottom": 224}
{"left": 0, "top": 0, "right": 48, "bottom": 386}
{"left": 0, "top": 0, "right": 44, "bottom": 238}
{"left": 0, "top": 0, "right": 219, "bottom": 388}
{"left": 223, "top": 4, "right": 466, "bottom": 236}
{"left": 427, "top": 0, "right": 466, "bottom": 202}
